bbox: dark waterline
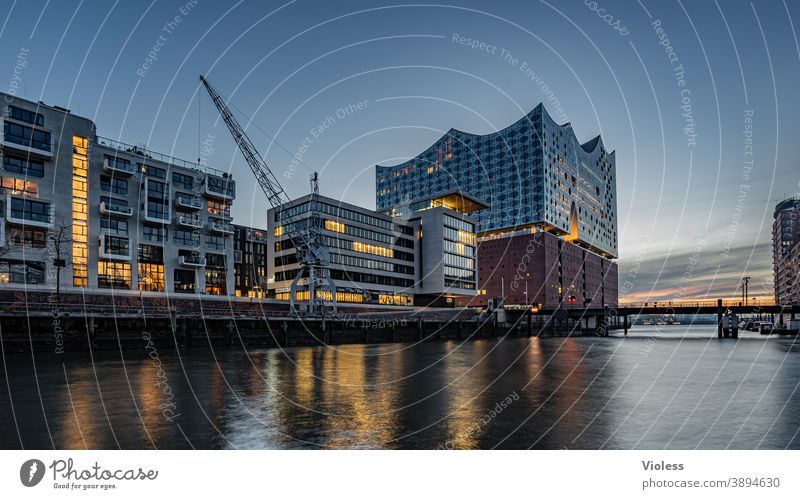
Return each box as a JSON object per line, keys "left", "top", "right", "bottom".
{"left": 1, "top": 325, "right": 799, "bottom": 449}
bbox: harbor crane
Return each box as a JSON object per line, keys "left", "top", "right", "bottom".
{"left": 199, "top": 75, "right": 336, "bottom": 316}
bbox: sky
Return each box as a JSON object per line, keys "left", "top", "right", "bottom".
{"left": 1, "top": 0, "right": 798, "bottom": 302}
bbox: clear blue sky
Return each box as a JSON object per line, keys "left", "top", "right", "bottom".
{"left": 2, "top": 0, "right": 798, "bottom": 301}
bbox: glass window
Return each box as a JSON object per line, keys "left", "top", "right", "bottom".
{"left": 172, "top": 172, "right": 193, "bottom": 190}
{"left": 100, "top": 195, "right": 129, "bottom": 211}
{"left": 100, "top": 176, "right": 128, "bottom": 195}
{"left": 3, "top": 155, "right": 44, "bottom": 178}
{"left": 104, "top": 156, "right": 134, "bottom": 173}
{"left": 146, "top": 200, "right": 169, "bottom": 220}
{"left": 100, "top": 218, "right": 128, "bottom": 235}
{"left": 3, "top": 121, "right": 50, "bottom": 150}
{"left": 8, "top": 105, "right": 44, "bottom": 126}
{"left": 174, "top": 269, "right": 195, "bottom": 293}
{"left": 0, "top": 176, "right": 38, "bottom": 196}
{"left": 103, "top": 235, "right": 129, "bottom": 256}
{"left": 204, "top": 269, "right": 227, "bottom": 295}
{"left": 138, "top": 263, "right": 164, "bottom": 291}
{"left": 140, "top": 163, "right": 166, "bottom": 179}
{"left": 206, "top": 253, "right": 226, "bottom": 268}
{"left": 137, "top": 244, "right": 164, "bottom": 263}
{"left": 0, "top": 260, "right": 45, "bottom": 284}
{"left": 207, "top": 175, "right": 235, "bottom": 197}
{"left": 205, "top": 234, "right": 224, "bottom": 250}
{"left": 8, "top": 227, "right": 47, "bottom": 248}
{"left": 207, "top": 199, "right": 230, "bottom": 216}
{"left": 174, "top": 229, "right": 198, "bottom": 246}
{"left": 9, "top": 198, "right": 49, "bottom": 223}
{"left": 142, "top": 225, "right": 167, "bottom": 242}
{"left": 97, "top": 262, "right": 131, "bottom": 288}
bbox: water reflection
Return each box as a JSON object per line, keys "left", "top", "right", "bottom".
{"left": 1, "top": 327, "right": 798, "bottom": 449}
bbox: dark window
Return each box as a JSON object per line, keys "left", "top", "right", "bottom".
{"left": 147, "top": 179, "right": 169, "bottom": 199}
{"left": 207, "top": 175, "right": 235, "bottom": 197}
{"left": 100, "top": 218, "right": 128, "bottom": 235}
{"left": 206, "top": 253, "right": 226, "bottom": 269}
{"left": 103, "top": 235, "right": 129, "bottom": 256}
{"left": 100, "top": 176, "right": 128, "bottom": 195}
{"left": 8, "top": 105, "right": 44, "bottom": 126}
{"left": 140, "top": 163, "right": 166, "bottom": 179}
{"left": 142, "top": 225, "right": 167, "bottom": 242}
{"left": 146, "top": 200, "right": 169, "bottom": 220}
{"left": 0, "top": 260, "right": 45, "bottom": 284}
{"left": 10, "top": 198, "right": 50, "bottom": 223}
{"left": 3, "top": 155, "right": 44, "bottom": 178}
{"left": 8, "top": 227, "right": 47, "bottom": 248}
{"left": 174, "top": 269, "right": 195, "bottom": 293}
{"left": 100, "top": 195, "right": 129, "bottom": 211}
{"left": 172, "top": 172, "right": 193, "bottom": 190}
{"left": 205, "top": 234, "right": 224, "bottom": 250}
{"left": 104, "top": 156, "right": 134, "bottom": 173}
{"left": 174, "top": 229, "right": 198, "bottom": 246}
{"left": 138, "top": 244, "right": 164, "bottom": 263}
{"left": 3, "top": 121, "right": 51, "bottom": 151}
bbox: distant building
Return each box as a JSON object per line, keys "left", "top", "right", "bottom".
{"left": 233, "top": 225, "right": 269, "bottom": 297}
{"left": 267, "top": 192, "right": 480, "bottom": 307}
{"left": 774, "top": 197, "right": 800, "bottom": 305}
{"left": 0, "top": 92, "right": 239, "bottom": 295}
{"left": 376, "top": 104, "right": 618, "bottom": 308}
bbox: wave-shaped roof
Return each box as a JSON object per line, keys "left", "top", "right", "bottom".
{"left": 377, "top": 103, "right": 613, "bottom": 169}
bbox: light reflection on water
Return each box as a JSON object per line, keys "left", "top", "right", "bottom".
{"left": 1, "top": 325, "right": 799, "bottom": 449}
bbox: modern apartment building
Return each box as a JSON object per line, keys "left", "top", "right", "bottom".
{"left": 0, "top": 92, "right": 237, "bottom": 295}
{"left": 267, "top": 192, "right": 480, "bottom": 307}
{"left": 233, "top": 224, "right": 269, "bottom": 297}
{"left": 376, "top": 103, "right": 619, "bottom": 308}
{"left": 773, "top": 197, "right": 800, "bottom": 305}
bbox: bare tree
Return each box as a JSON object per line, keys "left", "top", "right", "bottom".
{"left": 47, "top": 216, "right": 72, "bottom": 300}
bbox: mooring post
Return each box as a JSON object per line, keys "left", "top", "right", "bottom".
{"left": 717, "top": 299, "right": 723, "bottom": 339}
{"left": 527, "top": 311, "right": 532, "bottom": 337}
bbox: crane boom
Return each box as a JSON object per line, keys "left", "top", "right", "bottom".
{"left": 199, "top": 75, "right": 336, "bottom": 316}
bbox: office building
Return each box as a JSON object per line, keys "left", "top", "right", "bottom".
{"left": 376, "top": 103, "right": 618, "bottom": 308}
{"left": 233, "top": 224, "right": 269, "bottom": 297}
{"left": 0, "top": 92, "right": 237, "bottom": 294}
{"left": 267, "top": 192, "right": 480, "bottom": 306}
{"left": 774, "top": 197, "right": 800, "bottom": 305}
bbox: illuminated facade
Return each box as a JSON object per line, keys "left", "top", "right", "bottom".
{"left": 0, "top": 92, "right": 239, "bottom": 295}
{"left": 376, "top": 104, "right": 619, "bottom": 307}
{"left": 267, "top": 193, "right": 480, "bottom": 306}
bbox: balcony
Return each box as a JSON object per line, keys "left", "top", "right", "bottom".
{"left": 1, "top": 123, "right": 53, "bottom": 159}
{"left": 176, "top": 214, "right": 203, "bottom": 229}
{"left": 175, "top": 194, "right": 202, "bottom": 210}
{"left": 99, "top": 201, "right": 133, "bottom": 217}
{"left": 208, "top": 220, "right": 234, "bottom": 235}
{"left": 102, "top": 157, "right": 136, "bottom": 177}
{"left": 204, "top": 175, "right": 235, "bottom": 200}
{"left": 98, "top": 235, "right": 131, "bottom": 261}
{"left": 178, "top": 254, "right": 206, "bottom": 267}
{"left": 4, "top": 195, "right": 53, "bottom": 228}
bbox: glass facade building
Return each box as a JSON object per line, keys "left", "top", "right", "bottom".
{"left": 376, "top": 103, "right": 618, "bottom": 259}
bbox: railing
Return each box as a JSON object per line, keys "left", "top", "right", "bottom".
{"left": 209, "top": 220, "right": 234, "bottom": 234}
{"left": 618, "top": 298, "right": 778, "bottom": 309}
{"left": 176, "top": 195, "right": 202, "bottom": 209}
{"left": 96, "top": 136, "right": 228, "bottom": 177}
